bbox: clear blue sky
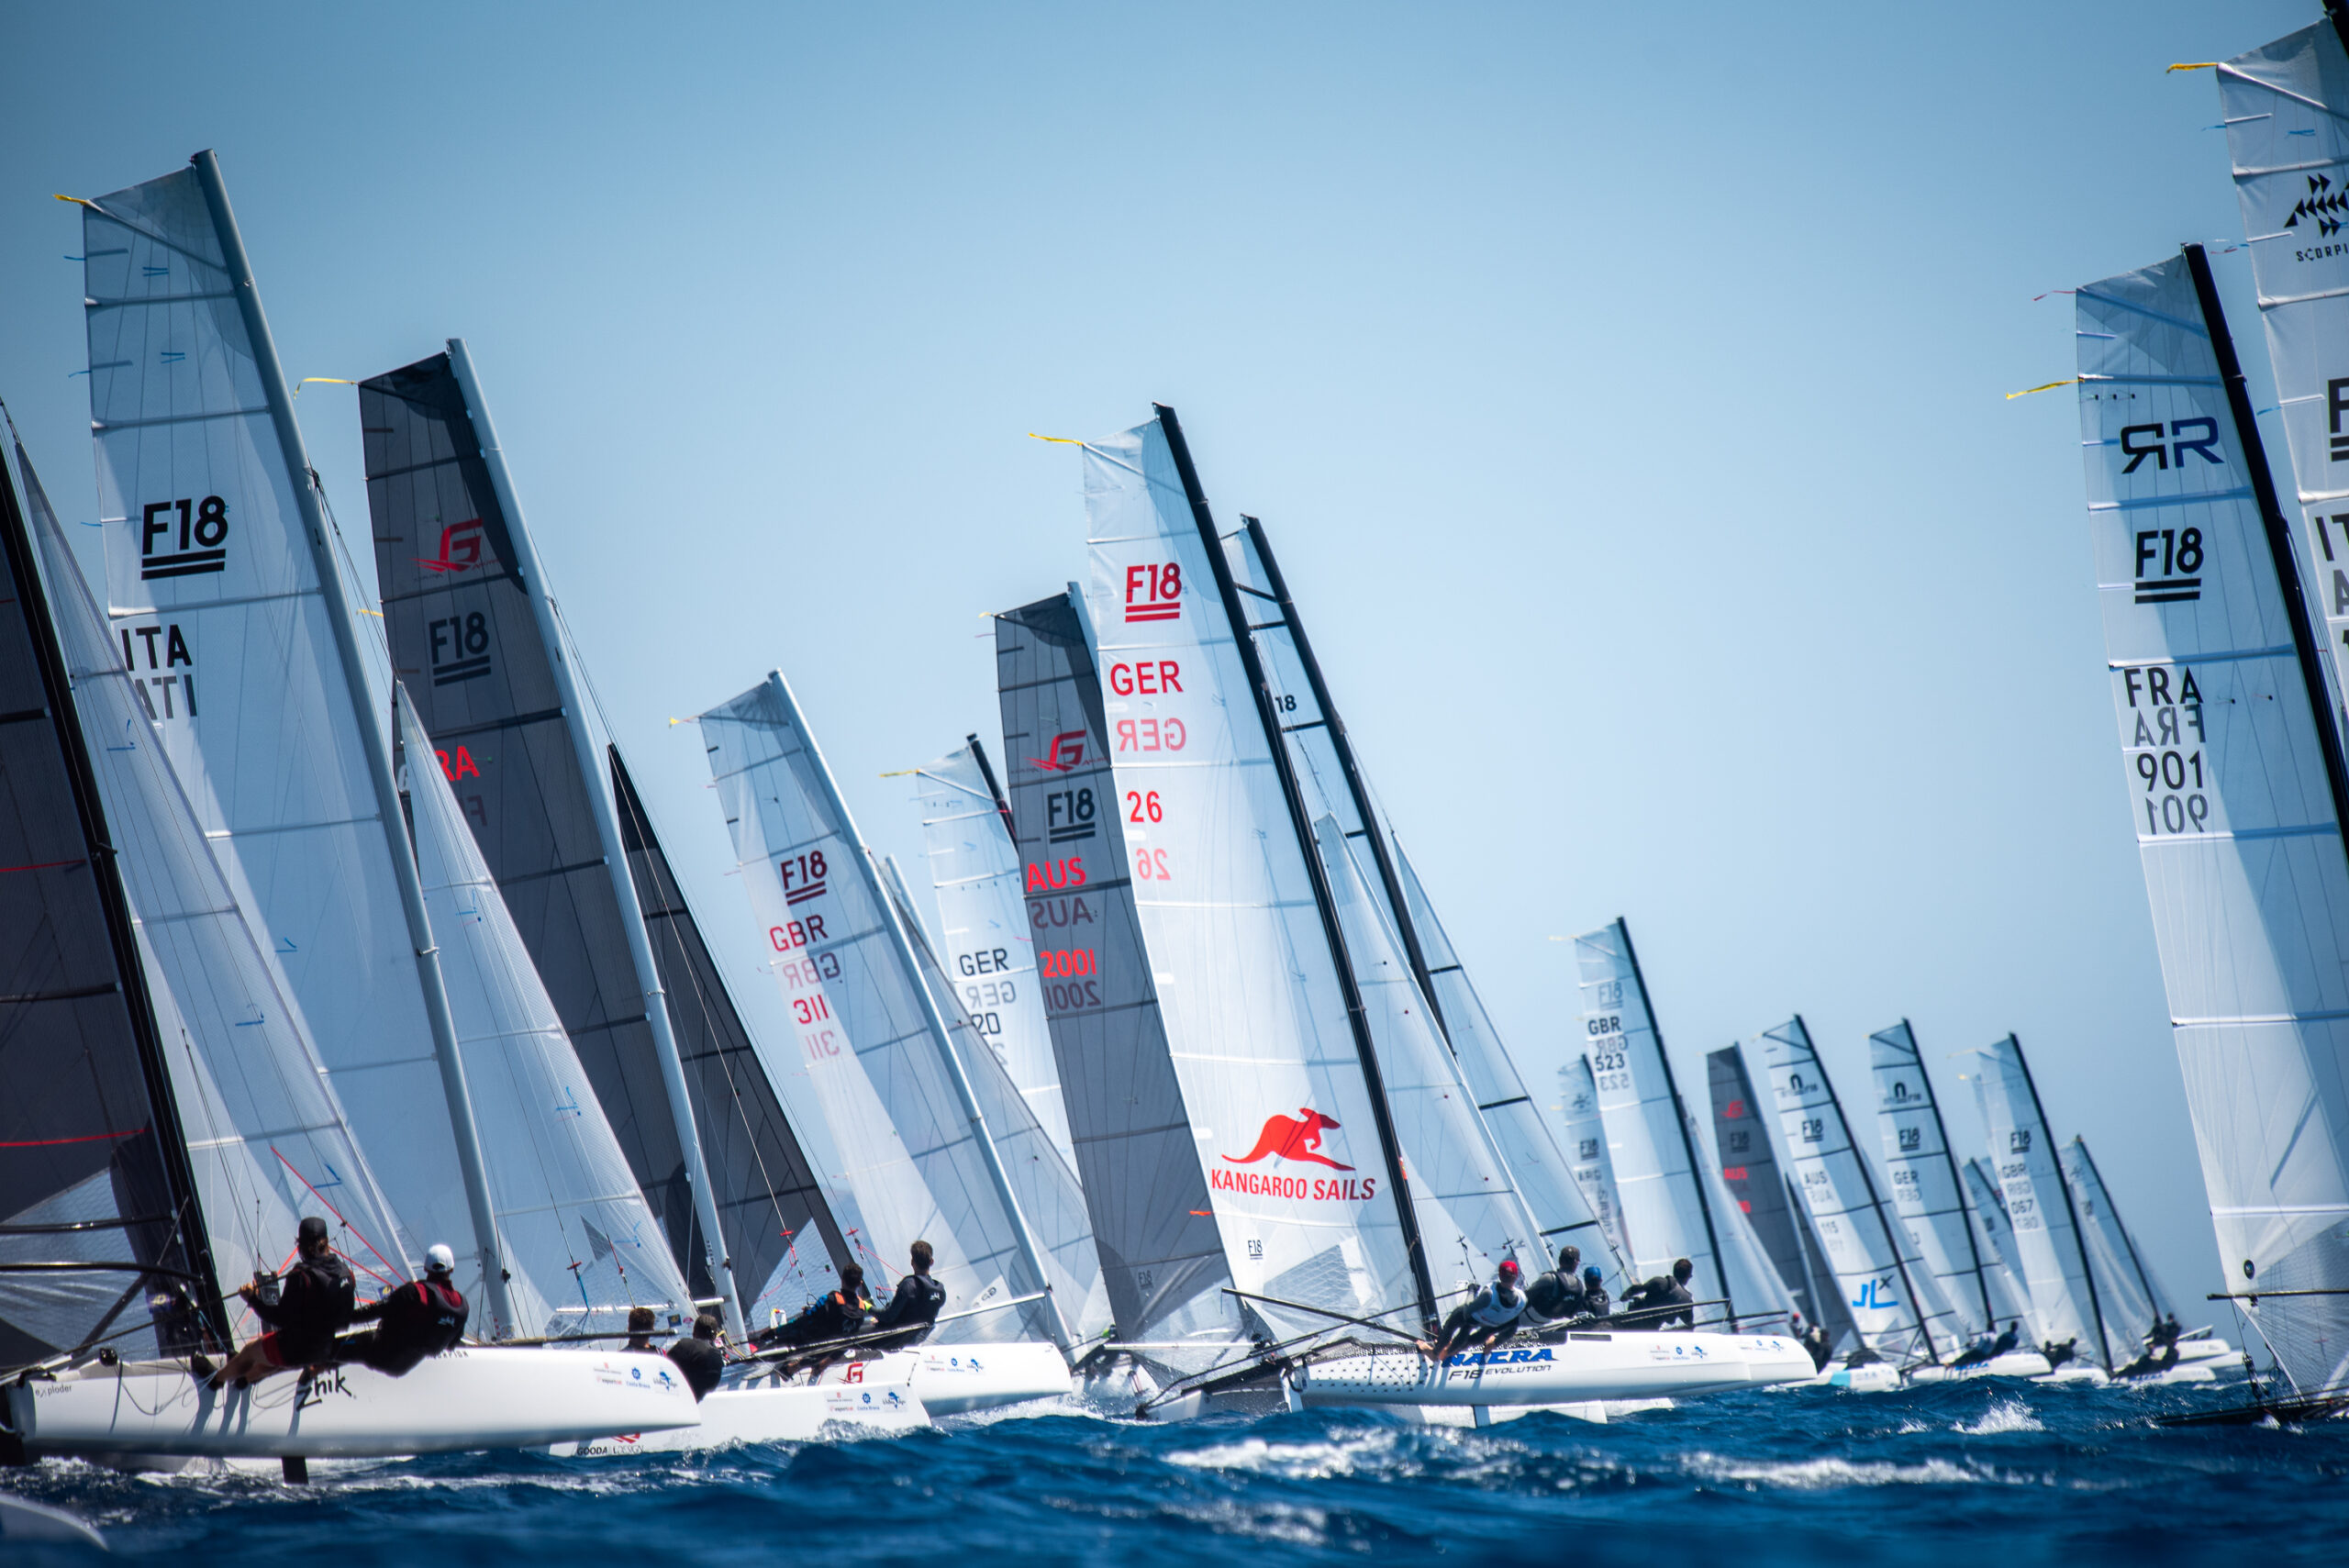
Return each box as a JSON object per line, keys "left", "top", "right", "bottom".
{"left": 1, "top": 1, "right": 2315, "bottom": 1327}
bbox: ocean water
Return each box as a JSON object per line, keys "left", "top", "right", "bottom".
{"left": 4, "top": 1373, "right": 2343, "bottom": 1565}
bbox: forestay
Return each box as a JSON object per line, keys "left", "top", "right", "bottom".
{"left": 993, "top": 590, "right": 1235, "bottom": 1356}
{"left": 1961, "top": 1157, "right": 2045, "bottom": 1344}
{"left": 0, "top": 429, "right": 217, "bottom": 1365}
{"left": 1707, "top": 1045, "right": 1843, "bottom": 1339}
{"left": 1080, "top": 412, "right": 1424, "bottom": 1345}
{"left": 395, "top": 689, "right": 693, "bottom": 1336}
{"left": 699, "top": 673, "right": 1065, "bottom": 1349}
{"left": 77, "top": 161, "right": 480, "bottom": 1296}
{"left": 1966, "top": 1036, "right": 2110, "bottom": 1368}
{"left": 1870, "top": 1021, "right": 1997, "bottom": 1340}
{"left": 907, "top": 741, "right": 1074, "bottom": 1168}
{"left": 1560, "top": 1055, "right": 1631, "bottom": 1273}
{"left": 1755, "top": 1017, "right": 1948, "bottom": 1360}
{"left": 1218, "top": 518, "right": 1604, "bottom": 1264}
{"left": 2072, "top": 248, "right": 2349, "bottom": 1389}
{"left": 2060, "top": 1137, "right": 2166, "bottom": 1345}
{"left": 1573, "top": 921, "right": 1724, "bottom": 1307}
{"left": 28, "top": 442, "right": 409, "bottom": 1330}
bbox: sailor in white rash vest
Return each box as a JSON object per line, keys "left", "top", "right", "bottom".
{"left": 1419, "top": 1259, "right": 1528, "bottom": 1360}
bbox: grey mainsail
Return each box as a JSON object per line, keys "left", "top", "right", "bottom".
{"left": 2070, "top": 245, "right": 2347, "bottom": 1387}
{"left": 993, "top": 588, "right": 1233, "bottom": 1352}
{"left": 1707, "top": 1044, "right": 1839, "bottom": 1336}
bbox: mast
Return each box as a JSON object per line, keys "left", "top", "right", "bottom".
{"left": 2070, "top": 1137, "right": 2161, "bottom": 1324}
{"left": 442, "top": 339, "right": 744, "bottom": 1339}
{"left": 1614, "top": 918, "right": 1729, "bottom": 1321}
{"left": 1903, "top": 1019, "right": 1997, "bottom": 1329}
{"left": 2182, "top": 243, "right": 2349, "bottom": 862}
{"left": 761, "top": 672, "right": 1073, "bottom": 1351}
{"left": 1236, "top": 517, "right": 1449, "bottom": 1043}
{"left": 0, "top": 431, "right": 227, "bottom": 1349}
{"left": 2330, "top": 0, "right": 2349, "bottom": 61}
{"left": 1794, "top": 1016, "right": 1937, "bottom": 1362}
{"left": 964, "top": 732, "right": 1018, "bottom": 843}
{"left": 2007, "top": 1033, "right": 2111, "bottom": 1371}
{"left": 1156, "top": 406, "right": 1440, "bottom": 1329}
{"left": 189, "top": 152, "right": 513, "bottom": 1331}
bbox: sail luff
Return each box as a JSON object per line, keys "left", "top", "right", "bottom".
{"left": 0, "top": 427, "right": 226, "bottom": 1353}
{"left": 442, "top": 339, "right": 743, "bottom": 1338}
{"left": 1909, "top": 1020, "right": 1997, "bottom": 1329}
{"left": 1797, "top": 1016, "right": 1937, "bottom": 1362}
{"left": 757, "top": 672, "right": 1072, "bottom": 1352}
{"left": 187, "top": 152, "right": 512, "bottom": 1333}
{"left": 1153, "top": 406, "right": 1437, "bottom": 1329}
{"left": 1619, "top": 921, "right": 1728, "bottom": 1318}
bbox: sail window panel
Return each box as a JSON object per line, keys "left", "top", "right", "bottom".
{"left": 996, "top": 594, "right": 1230, "bottom": 1350}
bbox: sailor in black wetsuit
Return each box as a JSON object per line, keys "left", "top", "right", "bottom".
{"left": 1420, "top": 1259, "right": 1528, "bottom": 1360}
{"left": 1617, "top": 1258, "right": 1697, "bottom": 1330}
{"left": 870, "top": 1240, "right": 947, "bottom": 1348}
{"left": 1521, "top": 1245, "right": 1586, "bottom": 1332}
{"left": 758, "top": 1264, "right": 876, "bottom": 1350}
{"left": 341, "top": 1242, "right": 468, "bottom": 1375}
{"left": 666, "top": 1312, "right": 727, "bottom": 1401}
{"left": 1578, "top": 1266, "right": 1610, "bottom": 1321}
{"left": 209, "top": 1216, "right": 356, "bottom": 1389}
{"left": 2042, "top": 1336, "right": 2077, "bottom": 1370}
{"left": 623, "top": 1305, "right": 659, "bottom": 1352}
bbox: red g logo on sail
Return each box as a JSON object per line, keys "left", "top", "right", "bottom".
{"left": 1030, "top": 731, "right": 1087, "bottom": 773}
{"left": 1124, "top": 563, "right": 1182, "bottom": 623}
{"left": 417, "top": 518, "right": 487, "bottom": 574}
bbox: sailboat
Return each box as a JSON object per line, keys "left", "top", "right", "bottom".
{"left": 697, "top": 671, "right": 1103, "bottom": 1411}
{"left": 1869, "top": 1023, "right": 2051, "bottom": 1381}
{"left": 0, "top": 417, "right": 694, "bottom": 1464}
{"left": 2060, "top": 1138, "right": 2227, "bottom": 1382}
{"left": 1706, "top": 1045, "right": 1855, "bottom": 1351}
{"left": 1004, "top": 411, "right": 1807, "bottom": 1418}
{"left": 1964, "top": 1036, "right": 2111, "bottom": 1379}
{"left": 355, "top": 343, "right": 925, "bottom": 1440}
{"left": 1960, "top": 1157, "right": 2047, "bottom": 1350}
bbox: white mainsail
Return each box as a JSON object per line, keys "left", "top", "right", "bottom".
{"left": 699, "top": 672, "right": 1071, "bottom": 1350}
{"left": 2072, "top": 245, "right": 2349, "bottom": 1389}
{"left": 1753, "top": 1018, "right": 1950, "bottom": 1360}
{"left": 1561, "top": 1054, "right": 1631, "bottom": 1273}
{"left": 77, "top": 158, "right": 506, "bottom": 1320}
{"left": 2060, "top": 1136, "right": 2167, "bottom": 1347}
{"left": 1080, "top": 410, "right": 1425, "bottom": 1343}
{"left": 1870, "top": 1020, "right": 1998, "bottom": 1340}
{"left": 1965, "top": 1036, "right": 2111, "bottom": 1368}
{"left": 395, "top": 689, "right": 693, "bottom": 1335}
{"left": 1687, "top": 1106, "right": 1801, "bottom": 1332}
{"left": 27, "top": 440, "right": 409, "bottom": 1317}
{"left": 1961, "top": 1156, "right": 2046, "bottom": 1344}
{"left": 1573, "top": 921, "right": 1725, "bottom": 1304}
{"left": 906, "top": 740, "right": 1075, "bottom": 1168}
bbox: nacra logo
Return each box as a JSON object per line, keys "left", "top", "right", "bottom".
{"left": 1030, "top": 730, "right": 1087, "bottom": 773}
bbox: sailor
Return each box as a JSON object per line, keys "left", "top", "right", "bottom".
{"left": 755, "top": 1264, "right": 876, "bottom": 1351}
{"left": 1521, "top": 1244, "right": 1586, "bottom": 1328}
{"left": 1578, "top": 1265, "right": 1611, "bottom": 1321}
{"left": 1799, "top": 1317, "right": 1833, "bottom": 1371}
{"left": 623, "top": 1306, "right": 659, "bottom": 1352}
{"left": 207, "top": 1216, "right": 356, "bottom": 1389}
{"left": 1420, "top": 1259, "right": 1528, "bottom": 1361}
{"left": 1618, "top": 1258, "right": 1697, "bottom": 1329}
{"left": 2042, "top": 1336, "right": 2077, "bottom": 1370}
{"left": 666, "top": 1312, "right": 727, "bottom": 1401}
{"left": 1991, "top": 1319, "right": 2021, "bottom": 1358}
{"left": 340, "top": 1243, "right": 469, "bottom": 1376}
{"left": 869, "top": 1240, "right": 947, "bottom": 1347}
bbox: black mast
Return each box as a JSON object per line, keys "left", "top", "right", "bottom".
{"left": 1903, "top": 1020, "right": 1997, "bottom": 1330}
{"left": 2007, "top": 1033, "right": 2113, "bottom": 1372}
{"left": 1233, "top": 517, "right": 1450, "bottom": 1044}
{"left": 964, "top": 732, "right": 1018, "bottom": 844}
{"left": 2184, "top": 241, "right": 2349, "bottom": 862}
{"left": 1154, "top": 405, "right": 1440, "bottom": 1331}
{"left": 1795, "top": 1016, "right": 1938, "bottom": 1363}
{"left": 0, "top": 435, "right": 227, "bottom": 1349}
{"left": 1614, "top": 918, "right": 1732, "bottom": 1323}
{"left": 2328, "top": 0, "right": 2349, "bottom": 64}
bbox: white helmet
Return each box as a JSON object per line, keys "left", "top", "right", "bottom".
{"left": 424, "top": 1243, "right": 455, "bottom": 1275}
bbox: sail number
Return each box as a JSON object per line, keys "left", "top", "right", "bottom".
{"left": 1125, "top": 791, "right": 1163, "bottom": 824}
{"left": 2135, "top": 750, "right": 2209, "bottom": 835}
{"left": 1134, "top": 847, "right": 1172, "bottom": 881}
{"left": 2119, "top": 664, "right": 2210, "bottom": 839}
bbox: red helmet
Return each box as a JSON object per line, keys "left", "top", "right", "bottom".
{"left": 1497, "top": 1259, "right": 1521, "bottom": 1279}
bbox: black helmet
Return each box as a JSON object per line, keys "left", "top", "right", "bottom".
{"left": 296, "top": 1216, "right": 330, "bottom": 1247}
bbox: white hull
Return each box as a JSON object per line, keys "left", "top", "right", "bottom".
{"left": 2173, "top": 1337, "right": 2233, "bottom": 1363}
{"left": 1907, "top": 1352, "right": 2055, "bottom": 1384}
{"left": 911, "top": 1340, "right": 1072, "bottom": 1415}
{"left": 7, "top": 1349, "right": 696, "bottom": 1460}
{"left": 1816, "top": 1362, "right": 1902, "bottom": 1393}
{"left": 1300, "top": 1332, "right": 1815, "bottom": 1407}
{"left": 549, "top": 1354, "right": 928, "bottom": 1454}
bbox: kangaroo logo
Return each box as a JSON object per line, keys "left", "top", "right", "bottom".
{"left": 1225, "top": 1108, "right": 1353, "bottom": 1170}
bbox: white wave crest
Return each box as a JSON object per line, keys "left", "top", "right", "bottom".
{"left": 1683, "top": 1452, "right": 1990, "bottom": 1490}
{"left": 1955, "top": 1399, "right": 2044, "bottom": 1435}
{"left": 1167, "top": 1430, "right": 1402, "bottom": 1481}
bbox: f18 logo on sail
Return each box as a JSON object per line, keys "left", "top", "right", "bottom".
{"left": 1123, "top": 562, "right": 1182, "bottom": 623}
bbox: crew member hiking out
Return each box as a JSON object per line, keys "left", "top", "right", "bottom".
{"left": 1616, "top": 1258, "right": 1696, "bottom": 1330}
{"left": 1420, "top": 1259, "right": 1527, "bottom": 1361}
{"left": 1521, "top": 1244, "right": 1587, "bottom": 1331}
{"left": 340, "top": 1242, "right": 469, "bottom": 1375}
{"left": 208, "top": 1216, "right": 357, "bottom": 1390}
{"left": 870, "top": 1241, "right": 946, "bottom": 1349}
{"left": 667, "top": 1312, "right": 727, "bottom": 1401}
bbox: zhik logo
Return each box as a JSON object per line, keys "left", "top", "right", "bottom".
{"left": 1030, "top": 730, "right": 1087, "bottom": 773}
{"left": 1224, "top": 1108, "right": 1353, "bottom": 1170}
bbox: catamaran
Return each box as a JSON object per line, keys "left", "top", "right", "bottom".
{"left": 1707, "top": 1045, "right": 1856, "bottom": 1355}
{"left": 2060, "top": 1136, "right": 2224, "bottom": 1383}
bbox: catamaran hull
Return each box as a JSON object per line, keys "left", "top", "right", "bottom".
{"left": 1298, "top": 1333, "right": 1815, "bottom": 1407}
{"left": 548, "top": 1355, "right": 928, "bottom": 1454}
{"left": 1907, "top": 1352, "right": 2055, "bottom": 1383}
{"left": 6, "top": 1350, "right": 697, "bottom": 1460}
{"left": 910, "top": 1341, "right": 1072, "bottom": 1415}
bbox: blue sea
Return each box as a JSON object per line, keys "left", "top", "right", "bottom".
{"left": 3, "top": 1373, "right": 2343, "bottom": 1564}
